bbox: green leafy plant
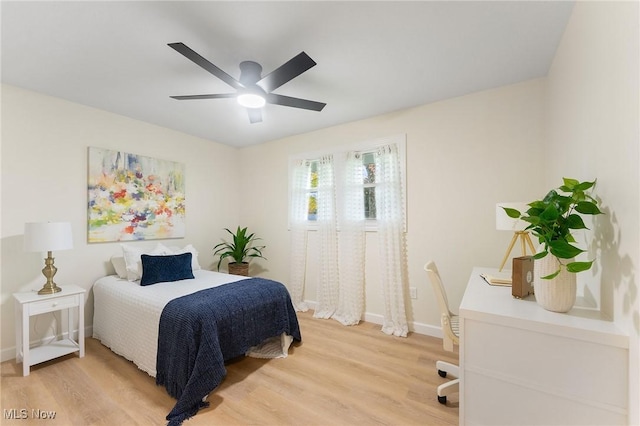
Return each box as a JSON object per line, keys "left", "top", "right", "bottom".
{"left": 212, "top": 226, "right": 266, "bottom": 270}
{"left": 503, "top": 178, "right": 603, "bottom": 279}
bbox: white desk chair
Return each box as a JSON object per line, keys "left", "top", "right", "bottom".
{"left": 425, "top": 261, "right": 460, "bottom": 404}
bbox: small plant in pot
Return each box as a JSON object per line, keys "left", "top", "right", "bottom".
{"left": 212, "top": 226, "right": 266, "bottom": 276}
{"left": 503, "top": 178, "right": 603, "bottom": 312}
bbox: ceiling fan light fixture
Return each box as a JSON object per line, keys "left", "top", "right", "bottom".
{"left": 237, "top": 93, "right": 266, "bottom": 109}
{"left": 169, "top": 43, "right": 325, "bottom": 121}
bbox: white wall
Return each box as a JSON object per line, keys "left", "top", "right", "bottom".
{"left": 545, "top": 1, "right": 640, "bottom": 423}
{"left": 0, "top": 84, "right": 240, "bottom": 359}
{"left": 239, "top": 78, "right": 548, "bottom": 331}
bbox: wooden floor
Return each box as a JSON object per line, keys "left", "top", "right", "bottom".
{"left": 1, "top": 311, "right": 459, "bottom": 425}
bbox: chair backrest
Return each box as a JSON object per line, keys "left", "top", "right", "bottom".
{"left": 425, "top": 261, "right": 459, "bottom": 351}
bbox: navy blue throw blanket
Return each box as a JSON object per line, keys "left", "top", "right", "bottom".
{"left": 156, "top": 278, "right": 301, "bottom": 426}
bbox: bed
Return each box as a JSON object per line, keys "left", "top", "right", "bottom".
{"left": 93, "top": 252, "right": 301, "bottom": 426}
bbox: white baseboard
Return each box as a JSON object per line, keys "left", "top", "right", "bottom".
{"left": 303, "top": 299, "right": 443, "bottom": 338}
{"left": 1, "top": 347, "right": 15, "bottom": 363}
{"left": 1, "top": 325, "right": 93, "bottom": 363}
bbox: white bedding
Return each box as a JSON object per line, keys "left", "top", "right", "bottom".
{"left": 93, "top": 269, "right": 248, "bottom": 377}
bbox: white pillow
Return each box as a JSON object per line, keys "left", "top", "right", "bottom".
{"left": 121, "top": 243, "right": 170, "bottom": 281}
{"left": 158, "top": 243, "right": 202, "bottom": 271}
{"left": 110, "top": 255, "right": 128, "bottom": 279}
{"left": 173, "top": 244, "right": 202, "bottom": 271}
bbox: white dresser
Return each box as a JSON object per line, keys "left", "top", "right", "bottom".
{"left": 459, "top": 267, "right": 629, "bottom": 425}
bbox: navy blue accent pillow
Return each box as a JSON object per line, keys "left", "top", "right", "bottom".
{"left": 140, "top": 253, "right": 195, "bottom": 286}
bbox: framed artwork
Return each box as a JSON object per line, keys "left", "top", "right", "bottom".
{"left": 87, "top": 147, "right": 186, "bottom": 243}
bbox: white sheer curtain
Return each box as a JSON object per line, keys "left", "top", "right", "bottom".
{"left": 288, "top": 160, "right": 311, "bottom": 311}
{"left": 333, "top": 151, "right": 366, "bottom": 325}
{"left": 375, "top": 144, "right": 409, "bottom": 337}
{"left": 288, "top": 138, "right": 407, "bottom": 336}
{"left": 314, "top": 156, "right": 340, "bottom": 319}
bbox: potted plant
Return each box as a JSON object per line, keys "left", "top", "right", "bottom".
{"left": 503, "top": 178, "right": 603, "bottom": 312}
{"left": 212, "top": 226, "right": 266, "bottom": 276}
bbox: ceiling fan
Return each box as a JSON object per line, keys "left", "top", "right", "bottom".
{"left": 168, "top": 42, "right": 326, "bottom": 123}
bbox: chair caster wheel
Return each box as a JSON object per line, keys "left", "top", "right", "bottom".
{"left": 438, "top": 369, "right": 447, "bottom": 378}
{"left": 438, "top": 395, "right": 447, "bottom": 404}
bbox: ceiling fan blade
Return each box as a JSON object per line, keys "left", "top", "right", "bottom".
{"left": 266, "top": 93, "right": 326, "bottom": 111}
{"left": 170, "top": 93, "right": 237, "bottom": 100}
{"left": 168, "top": 42, "right": 243, "bottom": 90}
{"left": 257, "top": 52, "right": 317, "bottom": 93}
{"left": 247, "top": 108, "right": 262, "bottom": 124}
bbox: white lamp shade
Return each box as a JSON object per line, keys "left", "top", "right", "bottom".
{"left": 496, "top": 202, "right": 528, "bottom": 231}
{"left": 24, "top": 222, "right": 73, "bottom": 252}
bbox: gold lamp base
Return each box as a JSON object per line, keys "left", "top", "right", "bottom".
{"left": 38, "top": 283, "right": 62, "bottom": 295}
{"left": 499, "top": 231, "right": 536, "bottom": 272}
{"left": 38, "top": 252, "right": 62, "bottom": 295}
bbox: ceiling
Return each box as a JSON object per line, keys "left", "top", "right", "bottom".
{"left": 1, "top": 1, "right": 574, "bottom": 148}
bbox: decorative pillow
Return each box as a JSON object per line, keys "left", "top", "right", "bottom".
{"left": 140, "top": 253, "right": 195, "bottom": 286}
{"left": 121, "top": 243, "right": 171, "bottom": 281}
{"left": 110, "top": 255, "right": 128, "bottom": 279}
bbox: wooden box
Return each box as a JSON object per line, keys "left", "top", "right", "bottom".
{"left": 512, "top": 256, "right": 533, "bottom": 299}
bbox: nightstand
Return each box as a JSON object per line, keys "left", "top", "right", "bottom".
{"left": 13, "top": 285, "right": 85, "bottom": 376}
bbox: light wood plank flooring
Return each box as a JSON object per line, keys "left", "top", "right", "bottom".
{"left": 1, "top": 311, "right": 459, "bottom": 425}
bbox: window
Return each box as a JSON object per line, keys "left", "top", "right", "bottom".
{"left": 362, "top": 151, "right": 377, "bottom": 220}
{"left": 289, "top": 134, "right": 406, "bottom": 230}
{"left": 305, "top": 153, "right": 377, "bottom": 222}
{"left": 307, "top": 160, "right": 318, "bottom": 221}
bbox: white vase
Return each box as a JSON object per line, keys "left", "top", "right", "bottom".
{"left": 533, "top": 255, "right": 576, "bottom": 313}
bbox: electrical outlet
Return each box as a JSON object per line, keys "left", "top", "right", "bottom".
{"left": 409, "top": 287, "right": 417, "bottom": 299}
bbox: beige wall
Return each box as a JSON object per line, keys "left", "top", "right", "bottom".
{"left": 545, "top": 1, "right": 640, "bottom": 422}
{"left": 0, "top": 84, "right": 240, "bottom": 359}
{"left": 239, "top": 78, "right": 548, "bottom": 332}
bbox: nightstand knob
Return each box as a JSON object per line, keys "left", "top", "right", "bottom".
{"left": 52, "top": 302, "right": 58, "bottom": 307}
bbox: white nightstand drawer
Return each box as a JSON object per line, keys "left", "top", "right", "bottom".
{"left": 27, "top": 294, "right": 79, "bottom": 315}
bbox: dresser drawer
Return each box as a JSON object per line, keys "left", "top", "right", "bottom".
{"left": 28, "top": 294, "right": 79, "bottom": 315}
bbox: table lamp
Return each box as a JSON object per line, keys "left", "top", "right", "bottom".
{"left": 24, "top": 222, "right": 73, "bottom": 295}
{"left": 496, "top": 203, "right": 536, "bottom": 271}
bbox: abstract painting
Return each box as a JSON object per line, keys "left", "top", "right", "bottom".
{"left": 88, "top": 147, "right": 186, "bottom": 242}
